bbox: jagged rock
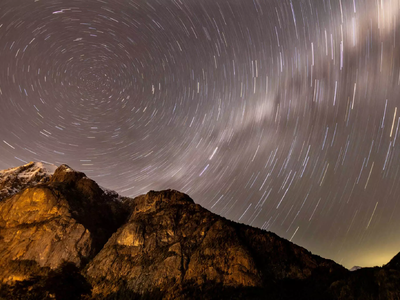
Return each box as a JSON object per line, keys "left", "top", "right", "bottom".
{"left": 85, "top": 190, "right": 346, "bottom": 299}
{"left": 1, "top": 163, "right": 400, "bottom": 299}
{"left": 0, "top": 164, "right": 128, "bottom": 285}
{"left": 0, "top": 162, "right": 56, "bottom": 201}
{"left": 386, "top": 252, "right": 400, "bottom": 270}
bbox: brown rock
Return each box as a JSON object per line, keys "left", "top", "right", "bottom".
{"left": 0, "top": 164, "right": 128, "bottom": 285}
{"left": 1, "top": 163, "right": 400, "bottom": 300}
{"left": 0, "top": 162, "right": 56, "bottom": 201}
{"left": 84, "top": 190, "right": 345, "bottom": 299}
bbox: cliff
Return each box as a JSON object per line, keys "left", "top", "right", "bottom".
{"left": 0, "top": 162, "right": 399, "bottom": 299}
{"left": 0, "top": 163, "right": 128, "bottom": 286}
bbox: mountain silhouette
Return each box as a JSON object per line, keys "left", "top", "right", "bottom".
{"left": 0, "top": 162, "right": 400, "bottom": 299}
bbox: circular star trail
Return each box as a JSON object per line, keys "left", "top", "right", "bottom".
{"left": 1, "top": 0, "right": 400, "bottom": 268}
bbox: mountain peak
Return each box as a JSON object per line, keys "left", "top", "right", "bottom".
{"left": 50, "top": 164, "right": 85, "bottom": 184}
{"left": 0, "top": 162, "right": 128, "bottom": 279}
{"left": 1, "top": 163, "right": 400, "bottom": 299}
{"left": 55, "top": 164, "right": 75, "bottom": 173}
{"left": 0, "top": 161, "right": 57, "bottom": 201}
{"left": 0, "top": 161, "right": 57, "bottom": 178}
{"left": 385, "top": 252, "right": 400, "bottom": 270}
{"left": 141, "top": 189, "right": 195, "bottom": 205}
{"left": 124, "top": 189, "right": 195, "bottom": 214}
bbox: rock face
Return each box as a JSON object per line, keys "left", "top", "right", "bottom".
{"left": 0, "top": 163, "right": 400, "bottom": 299}
{"left": 85, "top": 190, "right": 346, "bottom": 299}
{"left": 0, "top": 163, "right": 128, "bottom": 286}
{"left": 0, "top": 162, "right": 57, "bottom": 201}
{"left": 349, "top": 266, "right": 363, "bottom": 271}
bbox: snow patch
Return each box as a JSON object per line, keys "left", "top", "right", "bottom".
{"left": 33, "top": 162, "right": 58, "bottom": 174}
{"left": 0, "top": 161, "right": 58, "bottom": 200}
{"left": 100, "top": 185, "right": 124, "bottom": 202}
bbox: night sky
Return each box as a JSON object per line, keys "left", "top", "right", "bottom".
{"left": 1, "top": 0, "right": 400, "bottom": 269}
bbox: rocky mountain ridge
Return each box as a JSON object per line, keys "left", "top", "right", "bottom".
{"left": 0, "top": 162, "right": 57, "bottom": 201}
{"left": 0, "top": 162, "right": 400, "bottom": 299}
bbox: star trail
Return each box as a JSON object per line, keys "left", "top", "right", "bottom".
{"left": 1, "top": 0, "right": 400, "bottom": 269}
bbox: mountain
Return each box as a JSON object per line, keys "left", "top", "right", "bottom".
{"left": 0, "top": 162, "right": 57, "bottom": 201}
{"left": 0, "top": 162, "right": 400, "bottom": 299}
{"left": 0, "top": 164, "right": 128, "bottom": 285}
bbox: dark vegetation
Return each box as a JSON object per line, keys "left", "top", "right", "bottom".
{"left": 0, "top": 262, "right": 91, "bottom": 300}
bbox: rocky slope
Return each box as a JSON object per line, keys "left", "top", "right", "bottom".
{"left": 0, "top": 162, "right": 400, "bottom": 299}
{"left": 85, "top": 190, "right": 346, "bottom": 299}
{"left": 0, "top": 163, "right": 128, "bottom": 286}
{"left": 0, "top": 162, "right": 57, "bottom": 201}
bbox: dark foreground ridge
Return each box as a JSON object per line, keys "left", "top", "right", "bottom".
{"left": 0, "top": 162, "right": 400, "bottom": 299}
